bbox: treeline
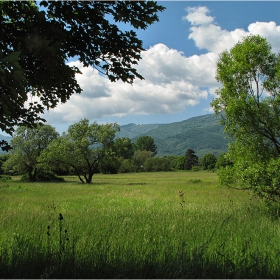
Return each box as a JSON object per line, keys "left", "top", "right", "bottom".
{"left": 0, "top": 119, "right": 231, "bottom": 184}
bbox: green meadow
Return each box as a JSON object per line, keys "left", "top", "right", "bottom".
{"left": 1, "top": 171, "right": 280, "bottom": 278}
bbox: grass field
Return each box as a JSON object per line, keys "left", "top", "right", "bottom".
{"left": 0, "top": 171, "right": 280, "bottom": 278}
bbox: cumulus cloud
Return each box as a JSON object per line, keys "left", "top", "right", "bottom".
{"left": 44, "top": 49, "right": 209, "bottom": 124}
{"left": 41, "top": 5, "right": 280, "bottom": 125}
{"left": 185, "top": 6, "right": 280, "bottom": 54}
{"left": 183, "top": 6, "right": 214, "bottom": 26}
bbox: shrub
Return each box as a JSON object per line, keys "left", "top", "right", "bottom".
{"left": 0, "top": 175, "right": 11, "bottom": 182}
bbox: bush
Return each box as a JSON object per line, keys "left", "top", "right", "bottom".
{"left": 0, "top": 175, "right": 11, "bottom": 182}
{"left": 191, "top": 166, "right": 200, "bottom": 172}
{"left": 20, "top": 170, "right": 65, "bottom": 182}
{"left": 119, "top": 159, "right": 136, "bottom": 173}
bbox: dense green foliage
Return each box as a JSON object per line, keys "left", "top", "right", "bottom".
{"left": 0, "top": 1, "right": 164, "bottom": 150}
{"left": 212, "top": 35, "right": 280, "bottom": 202}
{"left": 1, "top": 120, "right": 225, "bottom": 178}
{"left": 3, "top": 124, "right": 59, "bottom": 181}
{"left": 40, "top": 119, "right": 120, "bottom": 183}
{"left": 185, "top": 149, "right": 198, "bottom": 170}
{"left": 1, "top": 172, "right": 280, "bottom": 278}
{"left": 134, "top": 135, "right": 157, "bottom": 156}
{"left": 0, "top": 154, "right": 9, "bottom": 174}
{"left": 200, "top": 153, "right": 217, "bottom": 170}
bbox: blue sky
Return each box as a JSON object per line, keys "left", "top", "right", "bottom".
{"left": 28, "top": 1, "right": 280, "bottom": 133}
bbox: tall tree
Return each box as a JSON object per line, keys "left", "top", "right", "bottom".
{"left": 211, "top": 35, "right": 280, "bottom": 202}
{"left": 184, "top": 149, "right": 198, "bottom": 170}
{"left": 3, "top": 124, "right": 59, "bottom": 181}
{"left": 0, "top": 1, "right": 165, "bottom": 150}
{"left": 135, "top": 135, "right": 157, "bottom": 156}
{"left": 40, "top": 119, "right": 120, "bottom": 184}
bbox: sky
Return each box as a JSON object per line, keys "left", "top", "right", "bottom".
{"left": 20, "top": 1, "right": 280, "bottom": 134}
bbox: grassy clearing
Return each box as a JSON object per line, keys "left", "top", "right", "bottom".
{"left": 0, "top": 171, "right": 280, "bottom": 278}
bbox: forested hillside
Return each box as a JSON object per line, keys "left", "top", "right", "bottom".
{"left": 117, "top": 114, "right": 229, "bottom": 157}
{"left": 1, "top": 114, "right": 229, "bottom": 157}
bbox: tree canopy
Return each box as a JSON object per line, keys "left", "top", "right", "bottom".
{"left": 3, "top": 124, "right": 59, "bottom": 181}
{"left": 199, "top": 153, "right": 217, "bottom": 170}
{"left": 134, "top": 135, "right": 157, "bottom": 156}
{"left": 211, "top": 35, "right": 280, "bottom": 202}
{"left": 0, "top": 1, "right": 165, "bottom": 150}
{"left": 184, "top": 149, "right": 198, "bottom": 170}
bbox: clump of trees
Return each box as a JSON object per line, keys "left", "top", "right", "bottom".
{"left": 212, "top": 35, "right": 280, "bottom": 202}
{"left": 2, "top": 117, "right": 229, "bottom": 183}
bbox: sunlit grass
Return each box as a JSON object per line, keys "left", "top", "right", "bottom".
{"left": 0, "top": 171, "right": 280, "bottom": 278}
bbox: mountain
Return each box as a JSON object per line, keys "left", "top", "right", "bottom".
{"left": 0, "top": 114, "right": 229, "bottom": 158}
{"left": 118, "top": 114, "right": 229, "bottom": 158}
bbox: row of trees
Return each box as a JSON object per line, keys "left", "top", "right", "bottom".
{"left": 1, "top": 119, "right": 157, "bottom": 183}
{"left": 0, "top": 120, "right": 229, "bottom": 183}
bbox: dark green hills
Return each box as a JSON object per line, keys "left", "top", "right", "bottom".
{"left": 0, "top": 114, "right": 229, "bottom": 157}
{"left": 117, "top": 114, "right": 229, "bottom": 158}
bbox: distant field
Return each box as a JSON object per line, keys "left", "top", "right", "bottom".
{"left": 0, "top": 171, "right": 280, "bottom": 278}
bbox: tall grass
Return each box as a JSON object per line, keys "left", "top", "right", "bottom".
{"left": 0, "top": 171, "right": 280, "bottom": 278}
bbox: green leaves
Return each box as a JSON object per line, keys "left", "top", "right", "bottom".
{"left": 41, "top": 119, "right": 120, "bottom": 184}
{"left": 212, "top": 35, "right": 280, "bottom": 201}
{"left": 1, "top": 1, "right": 164, "bottom": 145}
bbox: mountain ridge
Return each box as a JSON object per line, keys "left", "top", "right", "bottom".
{"left": 1, "top": 114, "right": 229, "bottom": 157}
{"left": 117, "top": 113, "right": 229, "bottom": 158}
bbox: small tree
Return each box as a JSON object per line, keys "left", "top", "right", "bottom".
{"left": 119, "top": 159, "right": 136, "bottom": 173}
{"left": 184, "top": 149, "right": 198, "bottom": 170}
{"left": 0, "top": 154, "right": 9, "bottom": 175}
{"left": 114, "top": 137, "right": 134, "bottom": 159}
{"left": 135, "top": 135, "right": 157, "bottom": 156}
{"left": 133, "top": 150, "right": 153, "bottom": 172}
{"left": 40, "top": 119, "right": 120, "bottom": 183}
{"left": 200, "top": 154, "right": 217, "bottom": 170}
{"left": 171, "top": 155, "right": 186, "bottom": 170}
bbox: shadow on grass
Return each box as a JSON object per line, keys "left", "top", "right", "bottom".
{"left": 0, "top": 243, "right": 279, "bottom": 279}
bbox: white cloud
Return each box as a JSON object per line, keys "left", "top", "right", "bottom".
{"left": 186, "top": 6, "right": 280, "bottom": 54}
{"left": 183, "top": 6, "right": 214, "bottom": 26}
{"left": 40, "top": 5, "right": 280, "bottom": 126}
{"left": 248, "top": 21, "right": 280, "bottom": 53}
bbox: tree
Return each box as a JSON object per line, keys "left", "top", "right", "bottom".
{"left": 215, "top": 152, "right": 233, "bottom": 170}
{"left": 119, "top": 159, "right": 136, "bottom": 173}
{"left": 171, "top": 155, "right": 186, "bottom": 171}
{"left": 135, "top": 135, "right": 157, "bottom": 156}
{"left": 99, "top": 155, "right": 120, "bottom": 174}
{"left": 40, "top": 118, "right": 120, "bottom": 184}
{"left": 133, "top": 150, "right": 153, "bottom": 172}
{"left": 199, "top": 153, "right": 217, "bottom": 170}
{"left": 143, "top": 156, "right": 174, "bottom": 172}
{"left": 184, "top": 149, "right": 198, "bottom": 170}
{"left": 3, "top": 124, "right": 59, "bottom": 181}
{"left": 211, "top": 35, "right": 280, "bottom": 202}
{"left": 0, "top": 154, "right": 9, "bottom": 174}
{"left": 114, "top": 137, "right": 134, "bottom": 159}
{"left": 0, "top": 1, "right": 165, "bottom": 150}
